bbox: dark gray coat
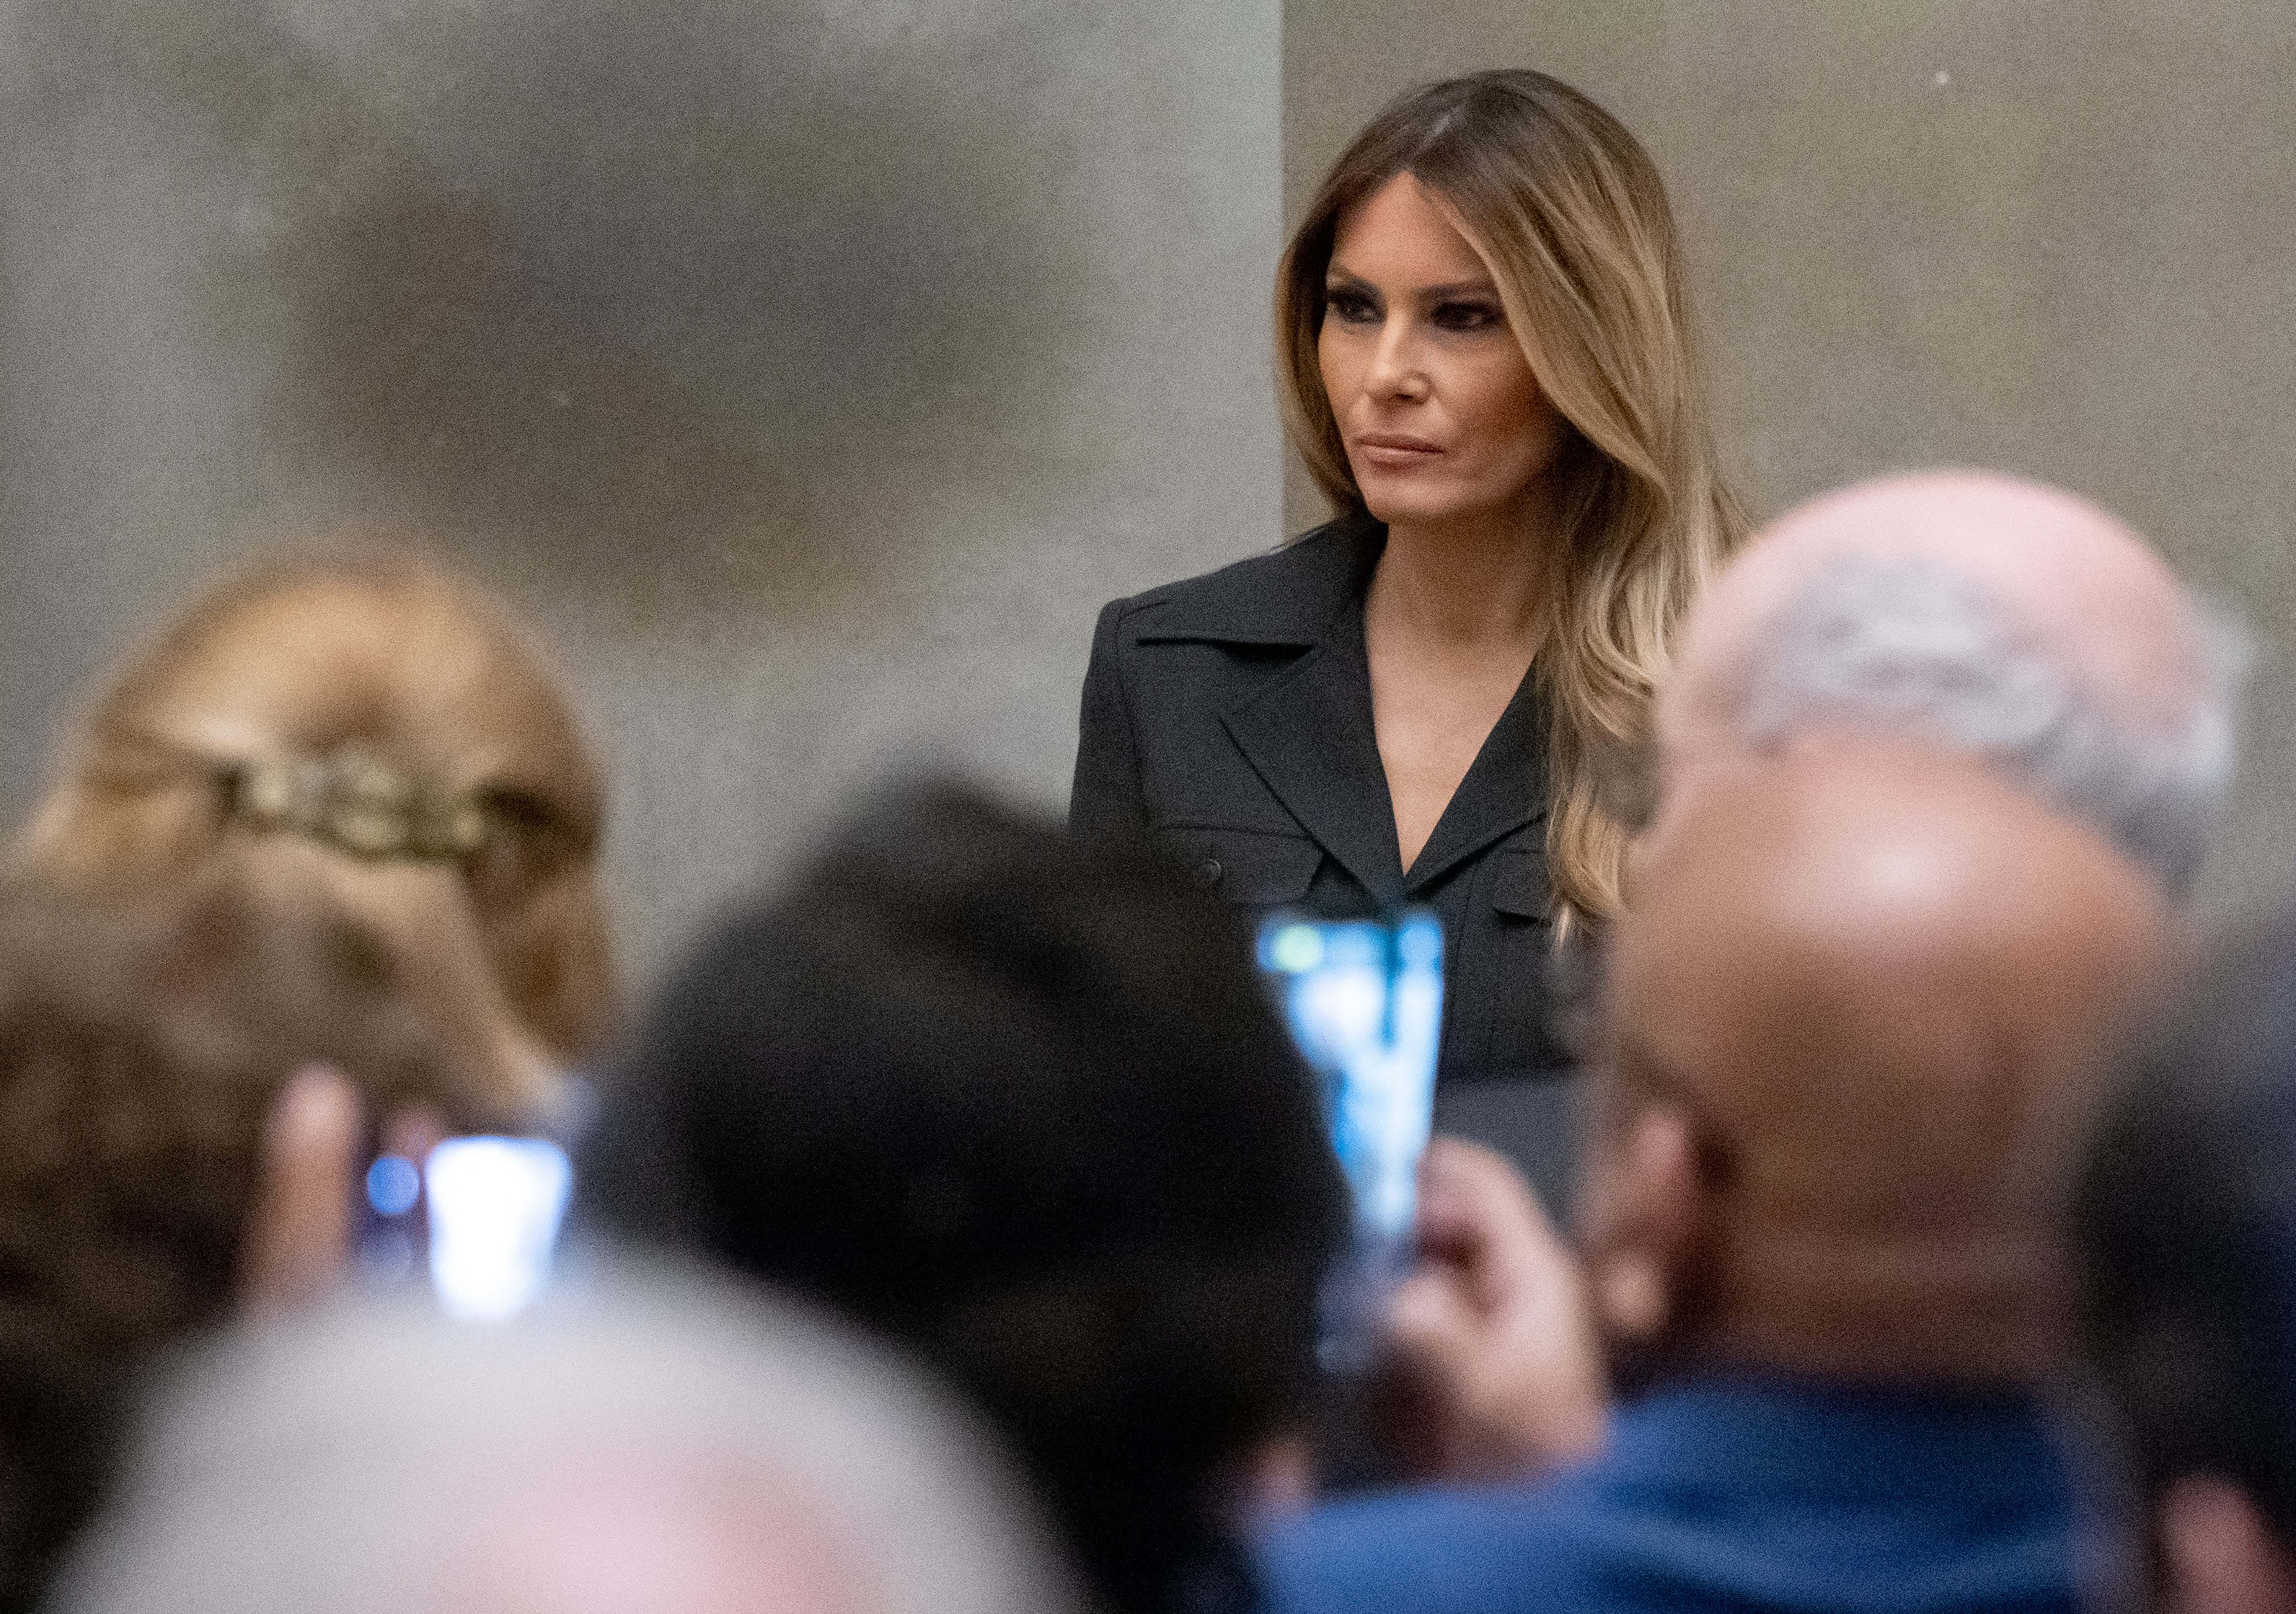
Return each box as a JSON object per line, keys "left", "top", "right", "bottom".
{"left": 1068, "top": 514, "right": 1570, "bottom": 1090}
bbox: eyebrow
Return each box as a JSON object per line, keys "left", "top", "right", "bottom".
{"left": 1322, "top": 264, "right": 1501, "bottom": 300}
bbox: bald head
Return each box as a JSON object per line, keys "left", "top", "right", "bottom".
{"left": 1587, "top": 742, "right": 2167, "bottom": 1384}
{"left": 49, "top": 1273, "right": 1081, "bottom": 1614}
{"left": 1654, "top": 472, "right": 2239, "bottom": 893}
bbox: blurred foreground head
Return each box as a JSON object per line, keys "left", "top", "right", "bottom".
{"left": 1652, "top": 472, "right": 2239, "bottom": 895}
{"left": 0, "top": 869, "right": 554, "bottom": 1609}
{"left": 16, "top": 557, "right": 612, "bottom": 1086}
{"left": 47, "top": 1273, "right": 1083, "bottom": 1614}
{"left": 2078, "top": 904, "right": 2296, "bottom": 1612}
{"left": 1582, "top": 742, "right": 2165, "bottom": 1386}
{"left": 581, "top": 780, "right": 1345, "bottom": 1614}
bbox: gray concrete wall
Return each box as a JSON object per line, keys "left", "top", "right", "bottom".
{"left": 14, "top": 0, "right": 2287, "bottom": 991}
{"left": 1286, "top": 2, "right": 2296, "bottom": 911}
{"left": 0, "top": 0, "right": 1283, "bottom": 986}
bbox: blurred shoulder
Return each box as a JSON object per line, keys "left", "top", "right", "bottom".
{"left": 1096, "top": 515, "right": 1381, "bottom": 649}
{"left": 1254, "top": 1482, "right": 1589, "bottom": 1614}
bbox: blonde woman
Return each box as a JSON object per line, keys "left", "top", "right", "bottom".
{"left": 16, "top": 558, "right": 613, "bottom": 1113}
{"left": 1070, "top": 72, "right": 1741, "bottom": 1166}
{"left": 0, "top": 560, "right": 612, "bottom": 1604}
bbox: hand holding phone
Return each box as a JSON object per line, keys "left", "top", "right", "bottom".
{"left": 243, "top": 1066, "right": 572, "bottom": 1321}
{"left": 1381, "top": 1138, "right": 1606, "bottom": 1481}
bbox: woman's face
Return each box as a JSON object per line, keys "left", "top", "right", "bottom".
{"left": 1318, "top": 172, "right": 1569, "bottom": 533}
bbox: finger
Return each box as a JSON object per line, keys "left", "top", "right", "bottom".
{"left": 1426, "top": 1137, "right": 1552, "bottom": 1227}
{"left": 1419, "top": 1138, "right": 1569, "bottom": 1303}
{"left": 380, "top": 1105, "right": 450, "bottom": 1171}
{"left": 239, "top": 1063, "right": 363, "bottom": 1311}
{"left": 1413, "top": 1137, "right": 1502, "bottom": 1253}
{"left": 1233, "top": 1432, "right": 1317, "bottom": 1526}
{"left": 1386, "top": 1266, "right": 1477, "bottom": 1358}
{"left": 1385, "top": 1259, "right": 1539, "bottom": 1484}
{"left": 1399, "top": 1150, "right": 1610, "bottom": 1484}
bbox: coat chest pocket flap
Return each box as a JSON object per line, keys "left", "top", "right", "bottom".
{"left": 1491, "top": 849, "right": 1550, "bottom": 919}
{"left": 1164, "top": 826, "right": 1323, "bottom": 905}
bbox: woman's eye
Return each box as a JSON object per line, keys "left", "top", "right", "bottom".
{"left": 1432, "top": 300, "right": 1503, "bottom": 332}
{"left": 1325, "top": 288, "right": 1380, "bottom": 325}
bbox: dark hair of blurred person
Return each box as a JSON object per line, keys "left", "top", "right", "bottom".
{"left": 45, "top": 1271, "right": 1085, "bottom": 1614}
{"left": 0, "top": 866, "right": 544, "bottom": 1613}
{"left": 2077, "top": 903, "right": 2296, "bottom": 1612}
{"left": 1262, "top": 742, "right": 2167, "bottom": 1614}
{"left": 15, "top": 556, "right": 612, "bottom": 1072}
{"left": 578, "top": 780, "right": 1347, "bottom": 1614}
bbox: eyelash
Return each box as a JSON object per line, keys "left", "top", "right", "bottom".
{"left": 1322, "top": 291, "right": 1503, "bottom": 333}
{"left": 1432, "top": 301, "right": 1502, "bottom": 332}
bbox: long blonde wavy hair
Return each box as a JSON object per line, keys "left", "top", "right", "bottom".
{"left": 1277, "top": 70, "right": 1746, "bottom": 929}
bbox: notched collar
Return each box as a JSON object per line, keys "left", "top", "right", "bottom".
{"left": 1128, "top": 510, "right": 1384, "bottom": 647}
{"left": 1221, "top": 597, "right": 1405, "bottom": 903}
{"left": 1147, "top": 506, "right": 1551, "bottom": 904}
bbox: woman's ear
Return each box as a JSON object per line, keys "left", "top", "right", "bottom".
{"left": 1580, "top": 1102, "right": 1701, "bottom": 1347}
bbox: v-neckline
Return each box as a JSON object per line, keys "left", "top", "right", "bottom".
{"left": 1217, "top": 572, "right": 1549, "bottom": 909}
{"left": 1362, "top": 589, "right": 1549, "bottom": 891}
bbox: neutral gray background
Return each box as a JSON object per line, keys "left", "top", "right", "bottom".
{"left": 0, "top": 0, "right": 1283, "bottom": 986}
{"left": 1288, "top": 0, "right": 2296, "bottom": 915}
{"left": 4, "top": 2, "right": 2292, "bottom": 1009}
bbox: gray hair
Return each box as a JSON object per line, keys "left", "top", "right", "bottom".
{"left": 1732, "top": 551, "right": 2244, "bottom": 895}
{"left": 46, "top": 1265, "right": 1084, "bottom": 1614}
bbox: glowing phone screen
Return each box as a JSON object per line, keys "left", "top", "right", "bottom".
{"left": 358, "top": 1136, "right": 572, "bottom": 1322}
{"left": 424, "top": 1137, "right": 573, "bottom": 1322}
{"left": 1258, "top": 911, "right": 1443, "bottom": 1371}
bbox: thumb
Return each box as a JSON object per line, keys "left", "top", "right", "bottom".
{"left": 1386, "top": 1262, "right": 1479, "bottom": 1365}
{"left": 240, "top": 1064, "right": 363, "bottom": 1312}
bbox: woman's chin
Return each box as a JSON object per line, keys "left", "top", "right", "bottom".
{"left": 1357, "top": 484, "right": 1495, "bottom": 532}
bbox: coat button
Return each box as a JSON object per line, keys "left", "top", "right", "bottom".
{"left": 1192, "top": 857, "right": 1224, "bottom": 890}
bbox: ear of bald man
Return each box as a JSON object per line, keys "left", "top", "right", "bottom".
{"left": 1586, "top": 739, "right": 2167, "bottom": 1387}
{"left": 1575, "top": 1105, "right": 1698, "bottom": 1349}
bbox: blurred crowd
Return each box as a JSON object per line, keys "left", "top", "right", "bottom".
{"left": 0, "top": 466, "right": 2288, "bottom": 1614}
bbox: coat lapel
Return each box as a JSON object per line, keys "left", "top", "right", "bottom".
{"left": 1121, "top": 512, "right": 1397, "bottom": 901}
{"left": 1133, "top": 513, "right": 1381, "bottom": 649}
{"left": 1220, "top": 599, "right": 1407, "bottom": 905}
{"left": 1141, "top": 509, "right": 1547, "bottom": 906}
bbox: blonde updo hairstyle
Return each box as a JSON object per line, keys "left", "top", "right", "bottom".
{"left": 15, "top": 558, "right": 612, "bottom": 1115}
{"left": 1277, "top": 70, "right": 1746, "bottom": 928}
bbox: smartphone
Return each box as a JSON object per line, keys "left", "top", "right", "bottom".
{"left": 1257, "top": 910, "right": 1443, "bottom": 1374}
{"left": 357, "top": 1136, "right": 573, "bottom": 1321}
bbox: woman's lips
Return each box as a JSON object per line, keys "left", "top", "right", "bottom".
{"left": 1353, "top": 433, "right": 1444, "bottom": 469}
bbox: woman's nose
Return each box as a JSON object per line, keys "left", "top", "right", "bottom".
{"left": 1364, "top": 317, "right": 1428, "bottom": 401}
